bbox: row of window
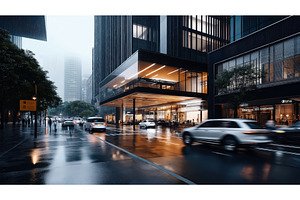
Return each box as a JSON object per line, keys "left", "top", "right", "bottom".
{"left": 216, "top": 34, "right": 300, "bottom": 91}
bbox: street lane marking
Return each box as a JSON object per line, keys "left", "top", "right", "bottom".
{"left": 271, "top": 143, "right": 300, "bottom": 149}
{"left": 0, "top": 137, "right": 27, "bottom": 158}
{"left": 91, "top": 134, "right": 196, "bottom": 185}
{"left": 212, "top": 151, "right": 232, "bottom": 157}
{"left": 256, "top": 147, "right": 300, "bottom": 156}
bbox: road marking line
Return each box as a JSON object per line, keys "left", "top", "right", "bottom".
{"left": 271, "top": 143, "right": 300, "bottom": 149}
{"left": 0, "top": 137, "right": 27, "bottom": 158}
{"left": 212, "top": 151, "right": 232, "bottom": 157}
{"left": 91, "top": 134, "right": 196, "bottom": 185}
{"left": 256, "top": 147, "right": 300, "bottom": 156}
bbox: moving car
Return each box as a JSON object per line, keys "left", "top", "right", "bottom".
{"left": 62, "top": 119, "right": 75, "bottom": 127}
{"left": 273, "top": 121, "right": 300, "bottom": 144}
{"left": 84, "top": 117, "right": 106, "bottom": 132}
{"left": 139, "top": 120, "right": 156, "bottom": 128}
{"left": 182, "top": 119, "right": 272, "bottom": 151}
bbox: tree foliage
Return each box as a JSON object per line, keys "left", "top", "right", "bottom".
{"left": 49, "top": 101, "right": 98, "bottom": 118}
{"left": 0, "top": 28, "right": 62, "bottom": 124}
{"left": 214, "top": 64, "right": 265, "bottom": 117}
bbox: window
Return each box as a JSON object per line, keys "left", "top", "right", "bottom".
{"left": 283, "top": 39, "right": 294, "bottom": 79}
{"left": 199, "top": 120, "right": 222, "bottom": 128}
{"left": 274, "top": 43, "right": 283, "bottom": 81}
{"left": 260, "top": 48, "right": 269, "bottom": 83}
{"left": 245, "top": 122, "right": 263, "bottom": 129}
{"left": 221, "top": 121, "right": 240, "bottom": 128}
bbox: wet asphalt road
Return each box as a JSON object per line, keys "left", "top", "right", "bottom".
{"left": 1, "top": 123, "right": 300, "bottom": 184}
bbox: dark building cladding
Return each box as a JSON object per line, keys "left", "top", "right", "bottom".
{"left": 0, "top": 16, "right": 47, "bottom": 41}
{"left": 93, "top": 15, "right": 230, "bottom": 124}
{"left": 94, "top": 15, "right": 230, "bottom": 98}
{"left": 208, "top": 16, "right": 300, "bottom": 126}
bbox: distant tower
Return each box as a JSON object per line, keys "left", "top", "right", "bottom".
{"left": 64, "top": 57, "right": 82, "bottom": 102}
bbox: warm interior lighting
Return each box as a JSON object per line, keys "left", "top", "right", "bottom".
{"left": 167, "top": 69, "right": 179, "bottom": 75}
{"left": 121, "top": 80, "right": 125, "bottom": 83}
{"left": 113, "top": 84, "right": 118, "bottom": 88}
{"left": 32, "top": 96, "right": 37, "bottom": 100}
{"left": 144, "top": 65, "right": 166, "bottom": 77}
{"left": 180, "top": 70, "right": 188, "bottom": 74}
{"left": 127, "top": 63, "right": 156, "bottom": 80}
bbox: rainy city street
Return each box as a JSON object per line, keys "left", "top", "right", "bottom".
{"left": 2, "top": 123, "right": 300, "bottom": 184}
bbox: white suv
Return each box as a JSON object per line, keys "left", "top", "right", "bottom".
{"left": 84, "top": 117, "right": 106, "bottom": 132}
{"left": 182, "top": 119, "right": 272, "bottom": 151}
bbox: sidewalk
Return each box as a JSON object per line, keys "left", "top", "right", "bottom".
{"left": 0, "top": 123, "right": 184, "bottom": 184}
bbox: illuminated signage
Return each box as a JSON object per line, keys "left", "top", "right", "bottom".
{"left": 241, "top": 106, "right": 274, "bottom": 112}
{"left": 281, "top": 99, "right": 293, "bottom": 104}
{"left": 20, "top": 100, "right": 36, "bottom": 111}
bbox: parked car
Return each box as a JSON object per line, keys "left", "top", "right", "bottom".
{"left": 139, "top": 120, "right": 156, "bottom": 128}
{"left": 182, "top": 119, "right": 272, "bottom": 151}
{"left": 272, "top": 121, "right": 300, "bottom": 144}
{"left": 84, "top": 117, "right": 106, "bottom": 132}
{"left": 62, "top": 119, "right": 75, "bottom": 128}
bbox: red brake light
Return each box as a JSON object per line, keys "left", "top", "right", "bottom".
{"left": 91, "top": 122, "right": 95, "bottom": 126}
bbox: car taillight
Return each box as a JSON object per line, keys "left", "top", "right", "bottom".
{"left": 73, "top": 121, "right": 76, "bottom": 124}
{"left": 91, "top": 122, "right": 95, "bottom": 126}
{"left": 104, "top": 122, "right": 107, "bottom": 126}
{"left": 243, "top": 131, "right": 270, "bottom": 134}
{"left": 64, "top": 122, "right": 66, "bottom": 124}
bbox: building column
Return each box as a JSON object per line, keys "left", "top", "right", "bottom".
{"left": 133, "top": 98, "right": 135, "bottom": 131}
{"left": 116, "top": 107, "right": 120, "bottom": 128}
{"left": 121, "top": 104, "right": 124, "bottom": 126}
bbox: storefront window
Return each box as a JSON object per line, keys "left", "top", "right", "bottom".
{"left": 276, "top": 104, "right": 293, "bottom": 126}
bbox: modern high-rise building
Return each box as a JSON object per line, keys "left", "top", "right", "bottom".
{"left": 0, "top": 16, "right": 47, "bottom": 48}
{"left": 208, "top": 16, "right": 300, "bottom": 126}
{"left": 64, "top": 57, "right": 82, "bottom": 102}
{"left": 94, "top": 15, "right": 230, "bottom": 125}
{"left": 82, "top": 74, "right": 92, "bottom": 104}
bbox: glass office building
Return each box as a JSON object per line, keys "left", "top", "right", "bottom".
{"left": 209, "top": 16, "right": 300, "bottom": 126}
{"left": 94, "top": 15, "right": 230, "bottom": 125}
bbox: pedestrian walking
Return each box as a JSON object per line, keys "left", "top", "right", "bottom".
{"left": 48, "top": 118, "right": 52, "bottom": 132}
{"left": 54, "top": 118, "right": 57, "bottom": 132}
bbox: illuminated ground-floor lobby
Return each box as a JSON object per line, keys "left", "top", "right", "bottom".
{"left": 102, "top": 93, "right": 208, "bottom": 126}
{"left": 98, "top": 50, "right": 208, "bottom": 128}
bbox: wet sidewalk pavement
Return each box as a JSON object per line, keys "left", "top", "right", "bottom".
{"left": 0, "top": 123, "right": 185, "bottom": 184}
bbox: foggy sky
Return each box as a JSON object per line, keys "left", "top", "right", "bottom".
{"left": 22, "top": 16, "right": 94, "bottom": 100}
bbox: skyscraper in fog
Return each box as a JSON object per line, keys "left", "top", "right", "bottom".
{"left": 64, "top": 57, "right": 82, "bottom": 102}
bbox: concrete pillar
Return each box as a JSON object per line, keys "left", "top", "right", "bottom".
{"left": 133, "top": 98, "right": 135, "bottom": 131}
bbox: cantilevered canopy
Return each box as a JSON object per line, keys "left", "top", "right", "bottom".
{"left": 101, "top": 92, "right": 198, "bottom": 108}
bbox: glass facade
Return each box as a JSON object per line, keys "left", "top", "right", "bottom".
{"left": 100, "top": 55, "right": 207, "bottom": 103}
{"left": 182, "top": 15, "right": 230, "bottom": 52}
{"left": 216, "top": 34, "right": 300, "bottom": 95}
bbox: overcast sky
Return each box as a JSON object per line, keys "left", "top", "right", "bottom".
{"left": 22, "top": 16, "right": 94, "bottom": 100}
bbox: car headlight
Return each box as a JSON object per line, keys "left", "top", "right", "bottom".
{"left": 275, "top": 130, "right": 285, "bottom": 134}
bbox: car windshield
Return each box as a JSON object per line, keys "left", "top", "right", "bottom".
{"left": 245, "top": 122, "right": 263, "bottom": 129}
{"left": 91, "top": 118, "right": 105, "bottom": 122}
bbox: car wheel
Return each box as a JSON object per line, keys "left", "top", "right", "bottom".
{"left": 183, "top": 132, "right": 193, "bottom": 145}
{"left": 222, "top": 136, "right": 238, "bottom": 151}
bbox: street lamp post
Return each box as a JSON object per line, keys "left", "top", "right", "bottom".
{"left": 33, "top": 82, "right": 37, "bottom": 138}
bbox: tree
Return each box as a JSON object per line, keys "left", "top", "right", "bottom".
{"left": 49, "top": 101, "right": 98, "bottom": 118}
{"left": 214, "top": 64, "right": 265, "bottom": 118}
{"left": 0, "top": 28, "right": 62, "bottom": 125}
